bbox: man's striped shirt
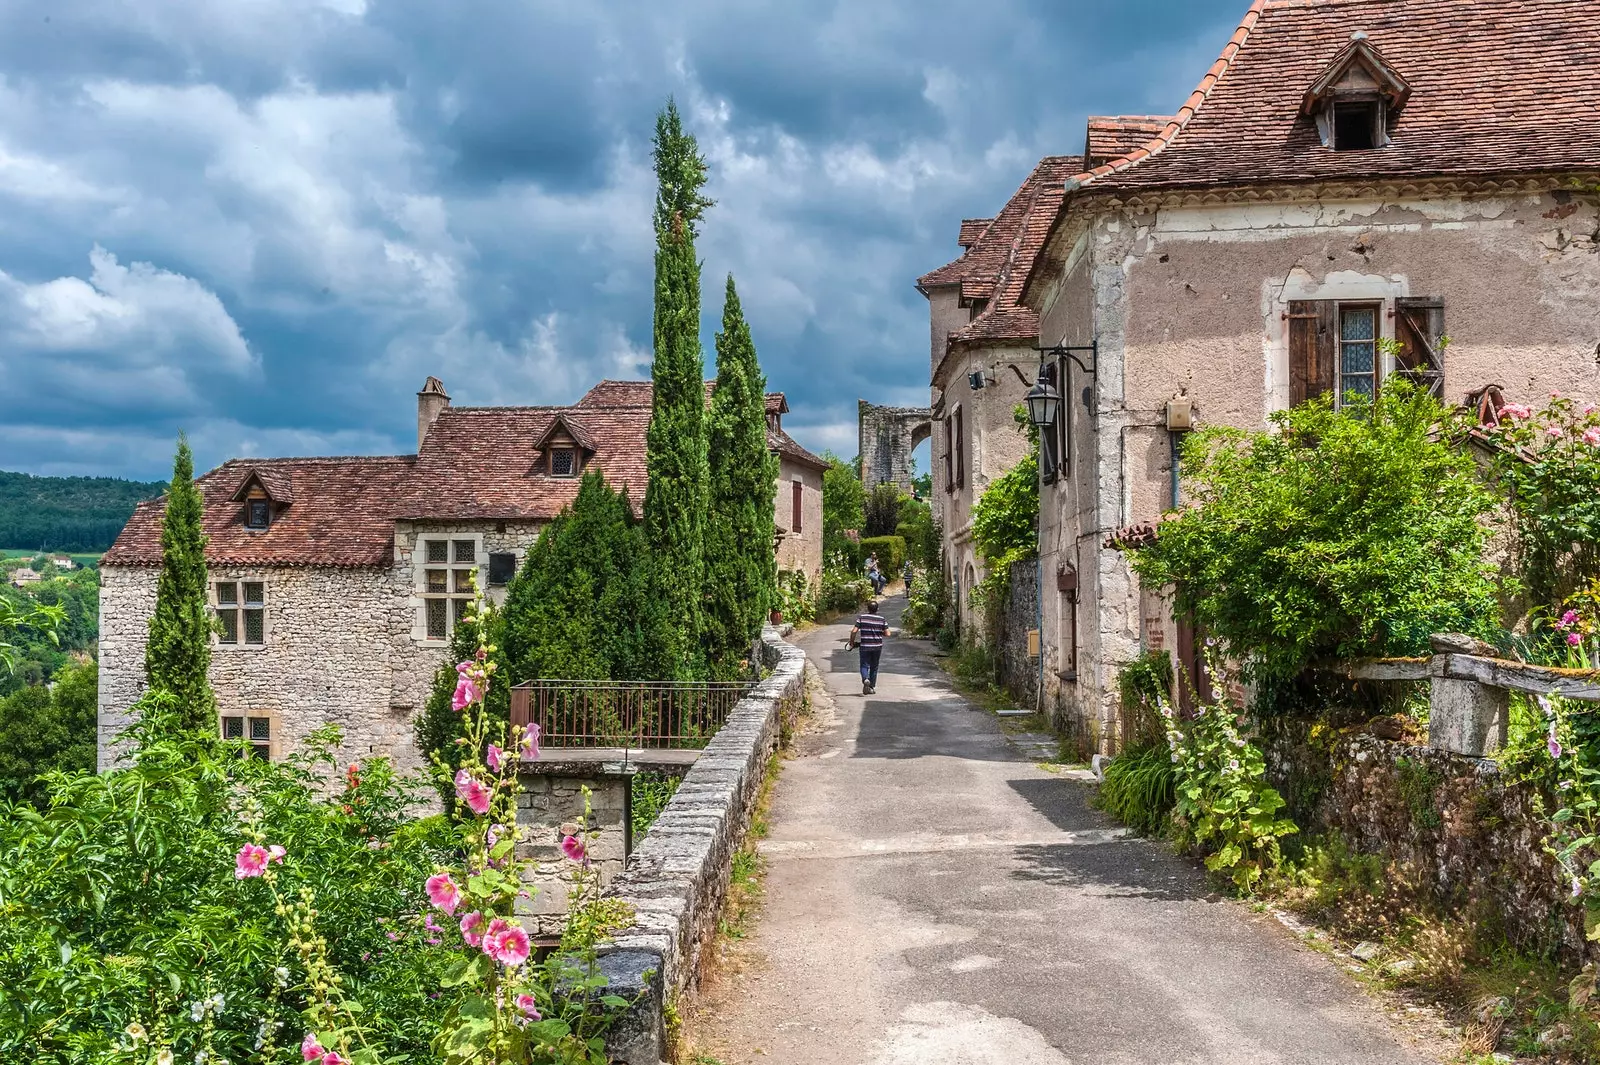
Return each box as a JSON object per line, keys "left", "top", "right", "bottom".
{"left": 855, "top": 612, "right": 888, "bottom": 649}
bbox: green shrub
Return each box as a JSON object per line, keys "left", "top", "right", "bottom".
{"left": 773, "top": 569, "right": 815, "bottom": 624}
{"left": 863, "top": 483, "right": 902, "bottom": 538}
{"left": 631, "top": 771, "right": 681, "bottom": 840}
{"left": 1096, "top": 743, "right": 1177, "bottom": 836}
{"left": 818, "top": 566, "right": 870, "bottom": 614}
{"left": 903, "top": 570, "right": 950, "bottom": 636}
{"left": 0, "top": 658, "right": 97, "bottom": 805}
{"left": 1117, "top": 651, "right": 1173, "bottom": 749}
{"left": 1131, "top": 381, "right": 1498, "bottom": 690}
{"left": 822, "top": 455, "right": 864, "bottom": 567}
{"left": 858, "top": 536, "right": 906, "bottom": 574}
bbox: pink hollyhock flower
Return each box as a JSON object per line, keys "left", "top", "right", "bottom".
{"left": 1575, "top": 878, "right": 1585, "bottom": 899}
{"left": 520, "top": 722, "right": 541, "bottom": 760}
{"left": 425, "top": 872, "right": 461, "bottom": 915}
{"left": 459, "top": 911, "right": 485, "bottom": 947}
{"left": 1584, "top": 427, "right": 1600, "bottom": 446}
{"left": 268, "top": 845, "right": 286, "bottom": 864}
{"left": 1569, "top": 632, "right": 1584, "bottom": 647}
{"left": 322, "top": 1054, "right": 346, "bottom": 1065}
{"left": 560, "top": 835, "right": 587, "bottom": 865}
{"left": 452, "top": 670, "right": 483, "bottom": 712}
{"left": 483, "top": 917, "right": 508, "bottom": 945}
{"left": 1550, "top": 722, "right": 1564, "bottom": 760}
{"left": 488, "top": 923, "right": 531, "bottom": 967}
{"left": 235, "top": 844, "right": 269, "bottom": 879}
{"left": 301, "top": 1034, "right": 325, "bottom": 1062}
{"left": 516, "top": 993, "right": 542, "bottom": 1020}
{"left": 486, "top": 744, "right": 503, "bottom": 772}
{"left": 454, "top": 769, "right": 492, "bottom": 815}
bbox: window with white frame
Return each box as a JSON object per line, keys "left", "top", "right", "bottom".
{"left": 215, "top": 580, "right": 266, "bottom": 645}
{"left": 222, "top": 714, "right": 273, "bottom": 759}
{"left": 420, "top": 537, "right": 479, "bottom": 640}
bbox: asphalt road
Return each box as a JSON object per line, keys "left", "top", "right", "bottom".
{"left": 690, "top": 599, "right": 1444, "bottom": 1065}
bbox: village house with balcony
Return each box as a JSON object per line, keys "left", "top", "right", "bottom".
{"left": 1002, "top": 0, "right": 1600, "bottom": 751}
{"left": 97, "top": 377, "right": 826, "bottom": 771}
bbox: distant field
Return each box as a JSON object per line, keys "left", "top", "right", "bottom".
{"left": 0, "top": 548, "right": 102, "bottom": 567}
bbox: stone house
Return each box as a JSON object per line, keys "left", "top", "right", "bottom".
{"left": 918, "top": 156, "right": 1076, "bottom": 634}
{"left": 1007, "top": 0, "right": 1600, "bottom": 751}
{"left": 99, "top": 377, "right": 826, "bottom": 771}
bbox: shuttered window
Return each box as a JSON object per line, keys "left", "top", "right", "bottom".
{"left": 791, "top": 480, "right": 803, "bottom": 533}
{"left": 1288, "top": 297, "right": 1445, "bottom": 407}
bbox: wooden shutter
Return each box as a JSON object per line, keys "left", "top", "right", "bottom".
{"left": 791, "top": 480, "right": 803, "bottom": 533}
{"left": 954, "top": 408, "right": 965, "bottom": 488}
{"left": 1395, "top": 296, "right": 1446, "bottom": 397}
{"left": 943, "top": 416, "right": 954, "bottom": 493}
{"left": 1287, "top": 300, "right": 1336, "bottom": 405}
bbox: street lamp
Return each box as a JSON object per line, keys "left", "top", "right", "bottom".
{"left": 1024, "top": 372, "right": 1060, "bottom": 430}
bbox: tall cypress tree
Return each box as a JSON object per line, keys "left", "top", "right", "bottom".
{"left": 703, "top": 275, "right": 778, "bottom": 676}
{"left": 143, "top": 435, "right": 216, "bottom": 732}
{"left": 643, "top": 99, "right": 714, "bottom": 679}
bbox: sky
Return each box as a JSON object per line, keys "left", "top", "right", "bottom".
{"left": 0, "top": 0, "right": 1245, "bottom": 481}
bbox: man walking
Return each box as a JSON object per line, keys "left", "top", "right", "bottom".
{"left": 851, "top": 599, "right": 889, "bottom": 695}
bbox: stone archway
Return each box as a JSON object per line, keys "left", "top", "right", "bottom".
{"left": 858, "top": 400, "right": 932, "bottom": 493}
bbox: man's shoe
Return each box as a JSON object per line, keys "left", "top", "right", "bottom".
{"left": 865, "top": 681, "right": 875, "bottom": 695}
{"left": 862, "top": 680, "right": 871, "bottom": 695}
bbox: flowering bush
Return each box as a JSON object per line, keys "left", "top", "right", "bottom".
{"left": 1480, "top": 392, "right": 1600, "bottom": 618}
{"left": 1161, "top": 661, "right": 1298, "bottom": 892}
{"left": 0, "top": 593, "right": 633, "bottom": 1064}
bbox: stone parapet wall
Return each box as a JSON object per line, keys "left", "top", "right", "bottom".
{"left": 996, "top": 557, "right": 1040, "bottom": 706}
{"left": 1266, "top": 728, "right": 1588, "bottom": 962}
{"left": 596, "top": 628, "right": 807, "bottom": 1064}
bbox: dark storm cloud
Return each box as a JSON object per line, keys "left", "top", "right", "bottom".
{"left": 0, "top": 0, "right": 1246, "bottom": 478}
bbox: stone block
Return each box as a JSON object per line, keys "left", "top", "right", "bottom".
{"left": 1429, "top": 675, "right": 1508, "bottom": 757}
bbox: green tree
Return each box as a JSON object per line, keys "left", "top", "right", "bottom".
{"left": 822, "top": 453, "right": 865, "bottom": 566}
{"left": 703, "top": 275, "right": 778, "bottom": 676}
{"left": 643, "top": 99, "right": 714, "bottom": 680}
{"left": 503, "top": 473, "right": 663, "bottom": 685}
{"left": 0, "top": 658, "right": 97, "bottom": 804}
{"left": 143, "top": 435, "right": 216, "bottom": 731}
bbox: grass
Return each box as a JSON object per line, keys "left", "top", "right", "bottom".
{"left": 0, "top": 548, "right": 101, "bottom": 568}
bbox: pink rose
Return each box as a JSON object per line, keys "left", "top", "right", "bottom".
{"left": 235, "top": 844, "right": 269, "bottom": 879}
{"left": 1501, "top": 402, "right": 1532, "bottom": 419}
{"left": 516, "top": 993, "right": 542, "bottom": 1020}
{"left": 486, "top": 744, "right": 503, "bottom": 772}
{"left": 1583, "top": 426, "right": 1600, "bottom": 446}
{"left": 488, "top": 922, "right": 531, "bottom": 967}
{"left": 520, "top": 722, "right": 541, "bottom": 760}
{"left": 1547, "top": 426, "right": 1563, "bottom": 437}
{"left": 425, "top": 872, "right": 461, "bottom": 915}
{"left": 454, "top": 769, "right": 491, "bottom": 816}
{"left": 301, "top": 1034, "right": 325, "bottom": 1062}
{"left": 560, "top": 835, "right": 587, "bottom": 865}
{"left": 459, "top": 911, "right": 485, "bottom": 947}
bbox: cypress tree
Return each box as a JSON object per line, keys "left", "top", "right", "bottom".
{"left": 703, "top": 275, "right": 778, "bottom": 676}
{"left": 143, "top": 435, "right": 216, "bottom": 732}
{"left": 642, "top": 99, "right": 714, "bottom": 679}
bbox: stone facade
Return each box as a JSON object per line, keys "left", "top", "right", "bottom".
{"left": 98, "top": 520, "right": 543, "bottom": 773}
{"left": 773, "top": 456, "right": 824, "bottom": 584}
{"left": 515, "top": 760, "right": 632, "bottom": 938}
{"left": 1031, "top": 187, "right": 1600, "bottom": 753}
{"left": 995, "top": 556, "right": 1041, "bottom": 705}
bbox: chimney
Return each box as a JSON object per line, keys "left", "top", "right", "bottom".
{"left": 417, "top": 376, "right": 450, "bottom": 449}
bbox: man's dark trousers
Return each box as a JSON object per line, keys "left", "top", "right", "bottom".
{"left": 859, "top": 646, "right": 883, "bottom": 687}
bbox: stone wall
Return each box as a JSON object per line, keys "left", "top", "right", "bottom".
{"left": 774, "top": 459, "right": 824, "bottom": 584}
{"left": 1265, "top": 726, "right": 1589, "bottom": 963}
{"left": 595, "top": 628, "right": 807, "bottom": 1064}
{"left": 97, "top": 565, "right": 159, "bottom": 767}
{"left": 515, "top": 761, "right": 632, "bottom": 938}
{"left": 857, "top": 400, "right": 931, "bottom": 494}
{"left": 996, "top": 556, "right": 1040, "bottom": 706}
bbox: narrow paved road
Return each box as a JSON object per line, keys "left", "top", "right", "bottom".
{"left": 691, "top": 600, "right": 1443, "bottom": 1065}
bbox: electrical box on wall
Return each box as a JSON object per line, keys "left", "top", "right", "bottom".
{"left": 1165, "top": 396, "right": 1195, "bottom": 431}
{"left": 1027, "top": 629, "right": 1041, "bottom": 657}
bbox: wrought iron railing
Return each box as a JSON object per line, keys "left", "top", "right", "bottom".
{"left": 509, "top": 679, "right": 753, "bottom": 749}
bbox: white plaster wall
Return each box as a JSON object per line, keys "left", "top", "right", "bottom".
{"left": 774, "top": 460, "right": 824, "bottom": 583}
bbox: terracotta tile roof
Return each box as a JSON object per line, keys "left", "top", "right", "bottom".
{"left": 1068, "top": 0, "right": 1600, "bottom": 194}
{"left": 1084, "top": 116, "right": 1174, "bottom": 167}
{"left": 946, "top": 155, "right": 1081, "bottom": 347}
{"left": 768, "top": 426, "right": 829, "bottom": 470}
{"left": 765, "top": 392, "right": 789, "bottom": 416}
{"left": 917, "top": 164, "right": 1058, "bottom": 298}
{"left": 225, "top": 465, "right": 295, "bottom": 504}
{"left": 104, "top": 456, "right": 418, "bottom": 567}
{"left": 957, "top": 218, "right": 994, "bottom": 248}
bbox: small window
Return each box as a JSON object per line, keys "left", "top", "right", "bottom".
{"left": 550, "top": 447, "right": 577, "bottom": 477}
{"left": 246, "top": 499, "right": 271, "bottom": 530}
{"left": 453, "top": 540, "right": 476, "bottom": 564}
{"left": 215, "top": 581, "right": 265, "bottom": 646}
{"left": 1332, "top": 101, "right": 1378, "bottom": 150}
{"left": 488, "top": 552, "right": 517, "bottom": 586}
{"left": 426, "top": 539, "right": 449, "bottom": 563}
{"left": 222, "top": 715, "right": 272, "bottom": 760}
{"left": 426, "top": 598, "right": 447, "bottom": 640}
{"left": 419, "top": 536, "right": 479, "bottom": 641}
{"left": 1338, "top": 305, "right": 1378, "bottom": 402}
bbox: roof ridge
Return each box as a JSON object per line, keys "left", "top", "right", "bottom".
{"left": 1066, "top": 0, "right": 1268, "bottom": 191}
{"left": 217, "top": 455, "right": 415, "bottom": 466}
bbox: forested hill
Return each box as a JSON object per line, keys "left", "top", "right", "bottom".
{"left": 0, "top": 470, "right": 167, "bottom": 553}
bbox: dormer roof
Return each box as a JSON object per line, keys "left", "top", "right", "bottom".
{"left": 957, "top": 219, "right": 993, "bottom": 248}
{"left": 227, "top": 466, "right": 294, "bottom": 504}
{"left": 530, "top": 412, "right": 598, "bottom": 453}
{"left": 1300, "top": 32, "right": 1410, "bottom": 116}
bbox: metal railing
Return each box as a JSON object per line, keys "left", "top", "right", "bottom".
{"left": 509, "top": 679, "right": 753, "bottom": 749}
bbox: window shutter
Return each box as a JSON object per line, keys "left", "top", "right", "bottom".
{"left": 1287, "top": 300, "right": 1336, "bottom": 405}
{"left": 791, "top": 480, "right": 803, "bottom": 533}
{"left": 1395, "top": 296, "right": 1446, "bottom": 397}
{"left": 488, "top": 553, "right": 517, "bottom": 586}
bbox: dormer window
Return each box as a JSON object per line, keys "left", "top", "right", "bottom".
{"left": 1302, "top": 32, "right": 1410, "bottom": 151}
{"left": 550, "top": 447, "right": 577, "bottom": 477}
{"left": 246, "top": 499, "right": 271, "bottom": 529}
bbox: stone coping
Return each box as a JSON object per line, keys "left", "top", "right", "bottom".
{"left": 595, "top": 627, "right": 806, "bottom": 1064}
